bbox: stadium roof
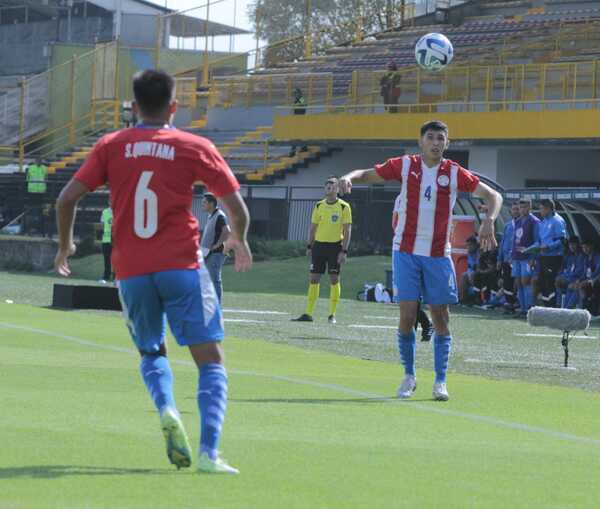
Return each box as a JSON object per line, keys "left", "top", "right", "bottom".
{"left": 0, "top": 0, "right": 250, "bottom": 37}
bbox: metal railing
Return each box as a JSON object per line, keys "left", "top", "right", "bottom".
{"left": 210, "top": 72, "right": 336, "bottom": 108}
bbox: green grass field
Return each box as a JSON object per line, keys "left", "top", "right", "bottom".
{"left": 2, "top": 258, "right": 600, "bottom": 509}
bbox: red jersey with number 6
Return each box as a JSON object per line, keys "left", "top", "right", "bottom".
{"left": 375, "top": 155, "right": 479, "bottom": 258}
{"left": 74, "top": 127, "right": 240, "bottom": 279}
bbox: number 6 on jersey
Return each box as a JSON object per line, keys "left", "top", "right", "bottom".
{"left": 134, "top": 171, "right": 158, "bottom": 238}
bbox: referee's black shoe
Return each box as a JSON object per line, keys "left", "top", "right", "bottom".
{"left": 421, "top": 325, "right": 433, "bottom": 342}
{"left": 292, "top": 314, "right": 313, "bottom": 322}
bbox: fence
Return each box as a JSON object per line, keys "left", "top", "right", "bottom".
{"left": 210, "top": 73, "right": 336, "bottom": 108}
{"left": 352, "top": 60, "right": 600, "bottom": 107}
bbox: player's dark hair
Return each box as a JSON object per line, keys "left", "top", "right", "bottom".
{"left": 203, "top": 193, "right": 217, "bottom": 206}
{"left": 420, "top": 120, "right": 448, "bottom": 137}
{"left": 132, "top": 69, "right": 175, "bottom": 117}
{"left": 519, "top": 198, "right": 532, "bottom": 206}
{"left": 540, "top": 198, "right": 555, "bottom": 211}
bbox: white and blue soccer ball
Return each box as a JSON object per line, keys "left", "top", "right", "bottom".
{"left": 415, "top": 32, "right": 454, "bottom": 72}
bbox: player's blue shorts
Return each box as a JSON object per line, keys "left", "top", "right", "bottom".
{"left": 392, "top": 251, "right": 458, "bottom": 305}
{"left": 511, "top": 260, "right": 533, "bottom": 279}
{"left": 117, "top": 267, "right": 224, "bottom": 354}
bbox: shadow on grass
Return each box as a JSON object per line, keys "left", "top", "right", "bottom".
{"left": 0, "top": 465, "right": 178, "bottom": 479}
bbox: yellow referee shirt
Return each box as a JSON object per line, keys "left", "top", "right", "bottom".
{"left": 311, "top": 198, "right": 352, "bottom": 243}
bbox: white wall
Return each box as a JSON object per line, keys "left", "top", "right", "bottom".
{"left": 468, "top": 146, "right": 498, "bottom": 182}
{"left": 497, "top": 147, "right": 600, "bottom": 188}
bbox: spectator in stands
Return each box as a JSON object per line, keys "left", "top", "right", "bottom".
{"left": 460, "top": 235, "right": 480, "bottom": 304}
{"left": 99, "top": 206, "right": 113, "bottom": 283}
{"left": 512, "top": 198, "right": 540, "bottom": 316}
{"left": 536, "top": 199, "right": 567, "bottom": 307}
{"left": 25, "top": 156, "right": 48, "bottom": 234}
{"left": 497, "top": 202, "right": 520, "bottom": 314}
{"left": 555, "top": 236, "right": 584, "bottom": 308}
{"left": 380, "top": 62, "right": 401, "bottom": 113}
{"left": 200, "top": 193, "right": 231, "bottom": 302}
{"left": 578, "top": 239, "right": 600, "bottom": 315}
{"left": 289, "top": 88, "right": 308, "bottom": 156}
{"left": 27, "top": 157, "right": 48, "bottom": 195}
{"left": 122, "top": 101, "right": 136, "bottom": 127}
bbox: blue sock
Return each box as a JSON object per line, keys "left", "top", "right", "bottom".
{"left": 525, "top": 285, "right": 534, "bottom": 310}
{"left": 565, "top": 289, "right": 578, "bottom": 308}
{"left": 434, "top": 335, "right": 452, "bottom": 383}
{"left": 397, "top": 330, "right": 416, "bottom": 376}
{"left": 556, "top": 288, "right": 563, "bottom": 307}
{"left": 198, "top": 363, "right": 228, "bottom": 460}
{"left": 140, "top": 354, "right": 176, "bottom": 413}
{"left": 518, "top": 286, "right": 525, "bottom": 311}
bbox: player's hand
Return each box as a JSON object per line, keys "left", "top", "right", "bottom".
{"left": 337, "top": 251, "right": 347, "bottom": 265}
{"left": 478, "top": 218, "right": 497, "bottom": 252}
{"left": 54, "top": 243, "right": 76, "bottom": 277}
{"left": 496, "top": 261, "right": 502, "bottom": 271}
{"left": 306, "top": 248, "right": 312, "bottom": 257}
{"left": 224, "top": 237, "right": 252, "bottom": 272}
{"left": 338, "top": 176, "right": 352, "bottom": 195}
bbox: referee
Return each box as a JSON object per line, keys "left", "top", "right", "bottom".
{"left": 293, "top": 176, "right": 352, "bottom": 324}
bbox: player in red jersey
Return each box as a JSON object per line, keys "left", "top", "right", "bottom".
{"left": 54, "top": 69, "right": 252, "bottom": 474}
{"left": 340, "top": 120, "right": 502, "bottom": 401}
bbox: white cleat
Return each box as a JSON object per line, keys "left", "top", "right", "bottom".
{"left": 197, "top": 452, "right": 239, "bottom": 475}
{"left": 160, "top": 407, "right": 192, "bottom": 469}
{"left": 432, "top": 382, "right": 449, "bottom": 401}
{"left": 396, "top": 375, "right": 416, "bottom": 399}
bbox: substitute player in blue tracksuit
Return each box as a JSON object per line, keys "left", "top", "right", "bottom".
{"left": 534, "top": 199, "right": 567, "bottom": 307}
{"left": 497, "top": 202, "right": 520, "bottom": 313}
{"left": 512, "top": 199, "right": 540, "bottom": 315}
{"left": 579, "top": 240, "right": 600, "bottom": 313}
{"left": 555, "top": 237, "right": 584, "bottom": 308}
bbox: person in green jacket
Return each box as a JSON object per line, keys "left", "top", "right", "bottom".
{"left": 27, "top": 157, "right": 48, "bottom": 194}
{"left": 99, "top": 206, "right": 113, "bottom": 283}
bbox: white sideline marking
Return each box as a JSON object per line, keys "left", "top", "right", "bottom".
{"left": 2, "top": 321, "right": 600, "bottom": 447}
{"left": 364, "top": 314, "right": 485, "bottom": 320}
{"left": 223, "top": 309, "right": 288, "bottom": 316}
{"left": 514, "top": 333, "right": 593, "bottom": 340}
{"left": 349, "top": 324, "right": 397, "bottom": 330}
{"left": 224, "top": 318, "right": 267, "bottom": 324}
{"left": 465, "top": 358, "right": 578, "bottom": 371}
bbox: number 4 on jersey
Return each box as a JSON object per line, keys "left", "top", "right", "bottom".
{"left": 134, "top": 171, "right": 158, "bottom": 238}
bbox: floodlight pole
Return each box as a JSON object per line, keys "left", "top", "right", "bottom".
{"left": 202, "top": 0, "right": 211, "bottom": 85}
{"left": 304, "top": 0, "right": 312, "bottom": 59}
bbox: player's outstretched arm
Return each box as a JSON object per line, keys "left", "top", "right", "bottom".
{"left": 220, "top": 191, "right": 253, "bottom": 272}
{"left": 339, "top": 168, "right": 384, "bottom": 195}
{"left": 472, "top": 182, "right": 503, "bottom": 252}
{"left": 54, "top": 179, "right": 90, "bottom": 276}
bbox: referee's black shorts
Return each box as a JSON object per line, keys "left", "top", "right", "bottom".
{"left": 310, "top": 241, "right": 342, "bottom": 275}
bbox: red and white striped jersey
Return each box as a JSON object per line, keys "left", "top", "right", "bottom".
{"left": 377, "top": 155, "right": 479, "bottom": 258}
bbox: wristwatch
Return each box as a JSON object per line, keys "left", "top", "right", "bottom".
{"left": 341, "top": 249, "right": 348, "bottom": 254}
{"left": 307, "top": 244, "right": 312, "bottom": 249}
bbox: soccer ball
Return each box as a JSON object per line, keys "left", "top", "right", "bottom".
{"left": 415, "top": 33, "right": 454, "bottom": 72}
